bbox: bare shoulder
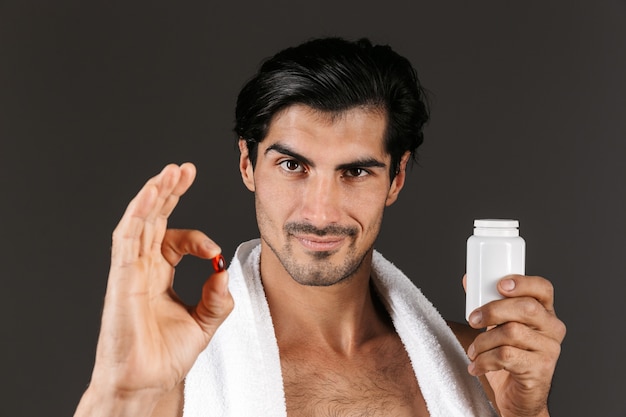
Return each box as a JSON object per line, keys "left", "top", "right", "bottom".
{"left": 150, "top": 382, "right": 184, "bottom": 417}
{"left": 446, "top": 320, "right": 497, "bottom": 410}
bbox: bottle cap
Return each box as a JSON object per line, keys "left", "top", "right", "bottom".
{"left": 473, "top": 219, "right": 520, "bottom": 237}
{"left": 474, "top": 219, "right": 519, "bottom": 228}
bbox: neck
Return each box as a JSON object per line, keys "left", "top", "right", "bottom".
{"left": 260, "top": 246, "right": 392, "bottom": 355}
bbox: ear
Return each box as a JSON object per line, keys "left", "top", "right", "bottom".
{"left": 238, "top": 139, "right": 255, "bottom": 192}
{"left": 385, "top": 151, "right": 411, "bottom": 206}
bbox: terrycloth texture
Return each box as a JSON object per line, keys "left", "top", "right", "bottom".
{"left": 184, "top": 239, "right": 497, "bottom": 417}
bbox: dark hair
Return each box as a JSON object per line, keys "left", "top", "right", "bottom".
{"left": 234, "top": 37, "right": 430, "bottom": 180}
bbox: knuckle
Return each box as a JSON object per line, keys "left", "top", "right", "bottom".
{"left": 520, "top": 298, "right": 541, "bottom": 318}
{"left": 538, "top": 352, "right": 558, "bottom": 375}
{"left": 546, "top": 339, "right": 562, "bottom": 360}
{"left": 202, "top": 298, "right": 228, "bottom": 319}
{"left": 501, "top": 322, "right": 525, "bottom": 341}
{"left": 543, "top": 279, "right": 555, "bottom": 297}
{"left": 532, "top": 274, "right": 555, "bottom": 297}
{"left": 111, "top": 227, "right": 123, "bottom": 243}
{"left": 225, "top": 297, "right": 235, "bottom": 315}
{"left": 544, "top": 315, "right": 567, "bottom": 342}
{"left": 496, "top": 345, "right": 516, "bottom": 363}
{"left": 556, "top": 320, "right": 567, "bottom": 341}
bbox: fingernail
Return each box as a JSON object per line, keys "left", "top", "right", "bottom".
{"left": 470, "top": 311, "right": 482, "bottom": 326}
{"left": 468, "top": 362, "right": 476, "bottom": 375}
{"left": 501, "top": 278, "right": 516, "bottom": 292}
{"left": 467, "top": 343, "right": 475, "bottom": 360}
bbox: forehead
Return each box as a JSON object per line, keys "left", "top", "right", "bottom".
{"left": 263, "top": 105, "right": 388, "bottom": 156}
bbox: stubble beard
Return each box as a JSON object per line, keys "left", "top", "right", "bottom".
{"left": 264, "top": 222, "right": 372, "bottom": 287}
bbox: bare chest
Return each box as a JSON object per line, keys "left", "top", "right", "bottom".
{"left": 280, "top": 340, "right": 429, "bottom": 417}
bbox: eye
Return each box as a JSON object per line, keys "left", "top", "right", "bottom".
{"left": 279, "top": 159, "right": 305, "bottom": 173}
{"left": 344, "top": 167, "right": 370, "bottom": 178}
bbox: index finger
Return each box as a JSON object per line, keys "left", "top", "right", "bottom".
{"left": 161, "top": 229, "right": 222, "bottom": 267}
{"left": 111, "top": 163, "right": 196, "bottom": 267}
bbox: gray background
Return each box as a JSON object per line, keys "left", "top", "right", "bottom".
{"left": 1, "top": 1, "right": 625, "bottom": 415}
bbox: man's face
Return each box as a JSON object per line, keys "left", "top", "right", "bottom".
{"left": 239, "top": 104, "right": 408, "bottom": 287}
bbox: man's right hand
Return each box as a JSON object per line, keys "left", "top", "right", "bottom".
{"left": 74, "top": 163, "right": 234, "bottom": 417}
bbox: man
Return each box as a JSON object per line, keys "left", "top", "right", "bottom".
{"left": 74, "top": 38, "right": 565, "bottom": 417}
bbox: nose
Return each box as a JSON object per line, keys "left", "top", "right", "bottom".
{"left": 299, "top": 174, "right": 342, "bottom": 227}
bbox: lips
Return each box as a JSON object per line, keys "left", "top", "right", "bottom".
{"left": 294, "top": 235, "right": 345, "bottom": 252}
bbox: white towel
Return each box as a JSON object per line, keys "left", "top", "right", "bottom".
{"left": 184, "top": 239, "right": 496, "bottom": 416}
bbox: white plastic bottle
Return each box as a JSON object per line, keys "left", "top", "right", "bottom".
{"left": 466, "top": 219, "right": 525, "bottom": 321}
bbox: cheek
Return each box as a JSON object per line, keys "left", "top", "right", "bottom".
{"left": 346, "top": 190, "right": 388, "bottom": 231}
{"left": 255, "top": 178, "right": 291, "bottom": 209}
{"left": 361, "top": 205, "right": 386, "bottom": 235}
{"left": 253, "top": 178, "right": 295, "bottom": 229}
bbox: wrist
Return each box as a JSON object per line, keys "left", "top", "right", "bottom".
{"left": 74, "top": 384, "right": 162, "bottom": 417}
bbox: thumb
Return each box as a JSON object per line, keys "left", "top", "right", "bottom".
{"left": 192, "top": 271, "right": 234, "bottom": 339}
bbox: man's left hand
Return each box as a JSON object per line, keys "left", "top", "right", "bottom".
{"left": 466, "top": 275, "right": 566, "bottom": 417}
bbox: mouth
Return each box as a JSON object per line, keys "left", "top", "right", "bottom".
{"left": 294, "top": 234, "right": 345, "bottom": 252}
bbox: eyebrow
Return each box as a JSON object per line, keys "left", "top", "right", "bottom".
{"left": 265, "top": 143, "right": 314, "bottom": 167}
{"left": 265, "top": 142, "right": 387, "bottom": 171}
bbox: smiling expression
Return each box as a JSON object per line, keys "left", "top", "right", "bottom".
{"left": 239, "top": 104, "right": 408, "bottom": 287}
